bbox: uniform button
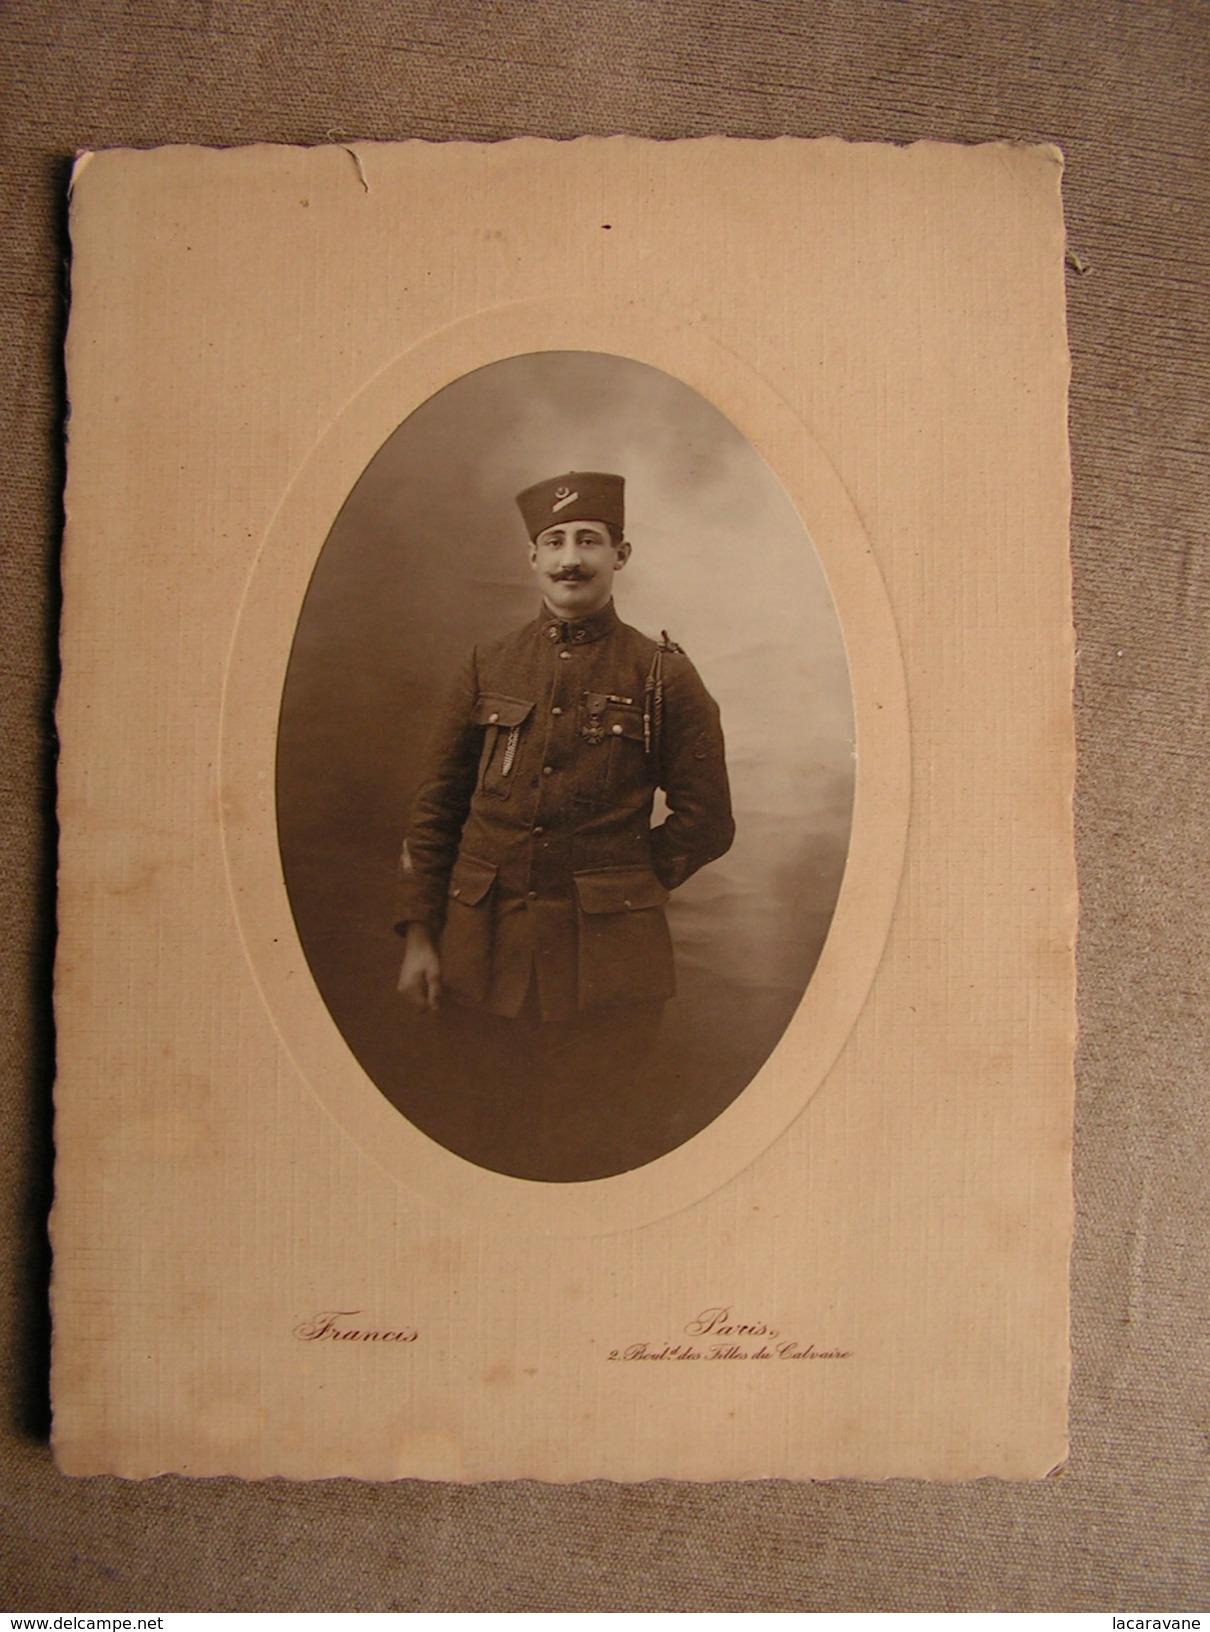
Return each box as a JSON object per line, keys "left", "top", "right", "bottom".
{"left": 551, "top": 706, "right": 563, "bottom": 716}
{"left": 611, "top": 723, "right": 623, "bottom": 735}
{"left": 559, "top": 650, "right": 571, "bottom": 661}
{"left": 452, "top": 888, "right": 461, "bottom": 898}
{"left": 542, "top": 765, "right": 554, "bottom": 776}
{"left": 623, "top": 898, "right": 632, "bottom": 909}
{"left": 533, "top": 825, "right": 544, "bottom": 835}
{"left": 527, "top": 890, "right": 537, "bottom": 900}
{"left": 488, "top": 711, "right": 499, "bottom": 723}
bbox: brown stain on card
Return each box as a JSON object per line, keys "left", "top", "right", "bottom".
{"left": 104, "top": 1074, "right": 224, "bottom": 1169}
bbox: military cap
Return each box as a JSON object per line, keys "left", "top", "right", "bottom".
{"left": 516, "top": 471, "right": 625, "bottom": 540}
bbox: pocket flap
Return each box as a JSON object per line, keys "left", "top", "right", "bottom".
{"left": 573, "top": 866, "right": 670, "bottom": 914}
{"left": 583, "top": 694, "right": 645, "bottom": 742}
{"left": 472, "top": 694, "right": 534, "bottom": 728}
{"left": 448, "top": 853, "right": 498, "bottom": 906}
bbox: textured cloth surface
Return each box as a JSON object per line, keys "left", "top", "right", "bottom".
{"left": 2, "top": 0, "right": 1207, "bottom": 1611}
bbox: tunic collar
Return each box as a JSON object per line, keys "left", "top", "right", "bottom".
{"left": 539, "top": 599, "right": 620, "bottom": 646}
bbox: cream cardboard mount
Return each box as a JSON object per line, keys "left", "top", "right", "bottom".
{"left": 53, "top": 137, "right": 1076, "bottom": 1481}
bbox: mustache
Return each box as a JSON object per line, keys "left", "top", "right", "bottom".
{"left": 550, "top": 568, "right": 593, "bottom": 582}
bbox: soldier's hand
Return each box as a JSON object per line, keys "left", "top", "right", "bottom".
{"left": 397, "top": 926, "right": 443, "bottom": 1011}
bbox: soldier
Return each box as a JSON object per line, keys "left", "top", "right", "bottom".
{"left": 395, "top": 470, "right": 735, "bottom": 1178}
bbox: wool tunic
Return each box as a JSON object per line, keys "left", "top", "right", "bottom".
{"left": 397, "top": 599, "right": 735, "bottom": 1022}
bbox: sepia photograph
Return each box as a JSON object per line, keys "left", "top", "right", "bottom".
{"left": 47, "top": 135, "right": 1080, "bottom": 1494}
{"left": 12, "top": 0, "right": 1195, "bottom": 1593}
{"left": 277, "top": 350, "right": 855, "bottom": 1182}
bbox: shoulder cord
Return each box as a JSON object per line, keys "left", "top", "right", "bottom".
{"left": 643, "top": 631, "right": 683, "bottom": 783}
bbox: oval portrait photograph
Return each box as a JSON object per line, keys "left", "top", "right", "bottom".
{"left": 276, "top": 351, "right": 855, "bottom": 1184}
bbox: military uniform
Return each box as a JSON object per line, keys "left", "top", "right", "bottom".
{"left": 395, "top": 471, "right": 734, "bottom": 1178}
{"left": 398, "top": 598, "right": 734, "bottom": 1013}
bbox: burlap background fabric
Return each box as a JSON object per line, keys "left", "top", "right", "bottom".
{"left": 2, "top": 0, "right": 1206, "bottom": 1610}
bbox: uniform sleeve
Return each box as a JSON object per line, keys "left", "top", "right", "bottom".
{"left": 395, "top": 649, "right": 481, "bottom": 935}
{"left": 649, "top": 651, "right": 736, "bottom": 891}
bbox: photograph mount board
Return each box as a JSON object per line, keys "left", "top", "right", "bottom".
{"left": 53, "top": 137, "right": 1075, "bottom": 1480}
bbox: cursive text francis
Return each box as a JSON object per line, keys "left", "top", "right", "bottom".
{"left": 294, "top": 1310, "right": 418, "bottom": 1343}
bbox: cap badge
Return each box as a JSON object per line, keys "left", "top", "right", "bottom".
{"left": 551, "top": 487, "right": 579, "bottom": 513}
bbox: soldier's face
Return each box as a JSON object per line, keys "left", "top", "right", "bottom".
{"left": 530, "top": 520, "right": 630, "bottom": 617}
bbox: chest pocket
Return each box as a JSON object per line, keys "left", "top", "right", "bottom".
{"left": 574, "top": 692, "right": 648, "bottom": 805}
{"left": 473, "top": 694, "right": 534, "bottom": 799}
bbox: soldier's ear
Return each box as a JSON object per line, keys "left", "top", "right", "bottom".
{"left": 527, "top": 541, "right": 538, "bottom": 568}
{"left": 613, "top": 539, "right": 632, "bottom": 571}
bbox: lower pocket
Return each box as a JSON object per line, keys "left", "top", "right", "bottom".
{"left": 441, "top": 854, "right": 498, "bottom": 1003}
{"left": 573, "top": 867, "right": 675, "bottom": 1010}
